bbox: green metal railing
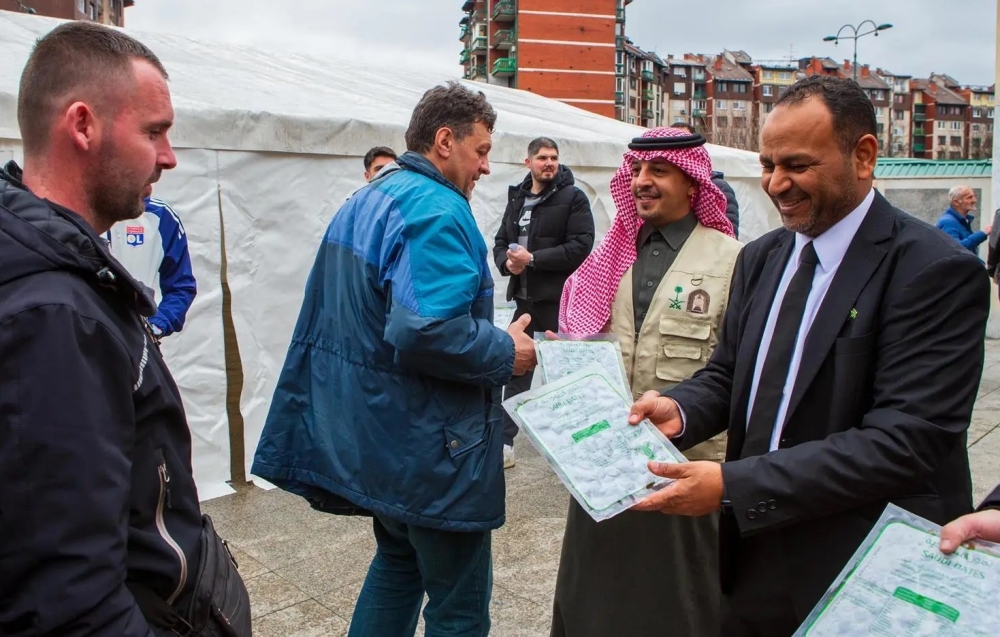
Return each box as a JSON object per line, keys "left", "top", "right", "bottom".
{"left": 492, "top": 57, "right": 516, "bottom": 75}
{"left": 493, "top": 1, "right": 515, "bottom": 20}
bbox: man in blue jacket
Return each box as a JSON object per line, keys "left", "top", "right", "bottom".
{"left": 252, "top": 82, "right": 536, "bottom": 637}
{"left": 936, "top": 185, "right": 991, "bottom": 255}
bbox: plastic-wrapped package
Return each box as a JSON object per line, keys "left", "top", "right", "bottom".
{"left": 503, "top": 363, "right": 686, "bottom": 522}
{"left": 494, "top": 304, "right": 515, "bottom": 329}
{"left": 534, "top": 332, "right": 631, "bottom": 399}
{"left": 794, "top": 503, "right": 1000, "bottom": 636}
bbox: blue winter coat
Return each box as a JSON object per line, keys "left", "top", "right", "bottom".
{"left": 936, "top": 207, "right": 988, "bottom": 254}
{"left": 252, "top": 152, "right": 515, "bottom": 532}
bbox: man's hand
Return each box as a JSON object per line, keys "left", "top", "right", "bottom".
{"left": 506, "top": 259, "right": 526, "bottom": 276}
{"left": 939, "top": 509, "right": 1000, "bottom": 553}
{"left": 985, "top": 224, "right": 993, "bottom": 235}
{"left": 507, "top": 247, "right": 532, "bottom": 270}
{"left": 507, "top": 314, "right": 537, "bottom": 376}
{"left": 631, "top": 461, "right": 724, "bottom": 516}
{"left": 628, "top": 391, "right": 684, "bottom": 438}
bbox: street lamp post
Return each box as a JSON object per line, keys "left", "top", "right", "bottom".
{"left": 823, "top": 21, "right": 893, "bottom": 82}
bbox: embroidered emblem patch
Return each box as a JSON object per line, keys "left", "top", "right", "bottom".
{"left": 126, "top": 225, "right": 145, "bottom": 246}
{"left": 669, "top": 285, "right": 684, "bottom": 310}
{"left": 687, "top": 289, "right": 711, "bottom": 314}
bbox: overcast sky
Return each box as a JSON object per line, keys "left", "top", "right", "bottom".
{"left": 127, "top": 0, "right": 997, "bottom": 86}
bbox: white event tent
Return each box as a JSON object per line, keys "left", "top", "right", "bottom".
{"left": 0, "top": 12, "right": 776, "bottom": 500}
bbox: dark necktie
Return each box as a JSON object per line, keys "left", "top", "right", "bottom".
{"left": 742, "top": 241, "right": 819, "bottom": 458}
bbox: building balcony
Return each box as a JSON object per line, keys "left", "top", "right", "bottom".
{"left": 912, "top": 143, "right": 925, "bottom": 152}
{"left": 492, "top": 57, "right": 516, "bottom": 77}
{"left": 641, "top": 108, "right": 655, "bottom": 119}
{"left": 615, "top": 91, "right": 625, "bottom": 106}
{"left": 615, "top": 35, "right": 624, "bottom": 50}
{"left": 693, "top": 71, "right": 706, "bottom": 81}
{"left": 466, "top": 63, "right": 488, "bottom": 80}
{"left": 492, "top": 1, "right": 515, "bottom": 22}
{"left": 459, "top": 26, "right": 469, "bottom": 41}
{"left": 692, "top": 109, "right": 707, "bottom": 118}
{"left": 912, "top": 128, "right": 925, "bottom": 136}
{"left": 493, "top": 29, "right": 514, "bottom": 49}
{"left": 642, "top": 88, "right": 655, "bottom": 101}
{"left": 616, "top": 7, "right": 625, "bottom": 22}
{"left": 460, "top": 49, "right": 471, "bottom": 64}
{"left": 615, "top": 63, "right": 625, "bottom": 76}
{"left": 693, "top": 90, "right": 706, "bottom": 100}
{"left": 641, "top": 69, "right": 654, "bottom": 82}
{"left": 471, "top": 36, "right": 487, "bottom": 52}
{"left": 913, "top": 113, "right": 926, "bottom": 122}
{"left": 462, "top": 0, "right": 476, "bottom": 11}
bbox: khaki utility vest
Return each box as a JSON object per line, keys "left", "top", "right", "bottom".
{"left": 609, "top": 222, "right": 742, "bottom": 462}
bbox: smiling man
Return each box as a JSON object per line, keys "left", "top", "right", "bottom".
{"left": 551, "top": 127, "right": 739, "bottom": 637}
{"left": 492, "top": 137, "right": 594, "bottom": 468}
{"left": 253, "top": 81, "right": 537, "bottom": 637}
{"left": 628, "top": 75, "right": 989, "bottom": 635}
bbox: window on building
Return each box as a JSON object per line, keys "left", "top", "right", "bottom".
{"left": 616, "top": 77, "right": 625, "bottom": 92}
{"left": 78, "top": 0, "right": 86, "bottom": 12}
{"left": 950, "top": 136, "right": 962, "bottom": 146}
{"left": 893, "top": 126, "right": 903, "bottom": 136}
{"left": 89, "top": 2, "right": 97, "bottom": 19}
{"left": 990, "top": 108, "right": 996, "bottom": 118}
{"left": 673, "top": 101, "right": 684, "bottom": 112}
{"left": 894, "top": 110, "right": 905, "bottom": 120}
{"left": 717, "top": 116, "right": 729, "bottom": 127}
{"left": 938, "top": 121, "right": 947, "bottom": 129}
{"left": 895, "top": 95, "right": 904, "bottom": 104}
{"left": 938, "top": 135, "right": 947, "bottom": 145}
{"left": 779, "top": 72, "right": 791, "bottom": 81}
{"left": 951, "top": 121, "right": 962, "bottom": 130}
{"left": 716, "top": 81, "right": 727, "bottom": 93}
{"left": 674, "top": 67, "right": 687, "bottom": 77}
{"left": 630, "top": 117, "right": 636, "bottom": 125}
{"left": 973, "top": 123, "right": 981, "bottom": 132}
{"left": 630, "top": 97, "right": 637, "bottom": 109}
{"left": 734, "top": 83, "right": 748, "bottom": 93}
{"left": 672, "top": 82, "right": 685, "bottom": 95}
{"left": 763, "top": 85, "right": 773, "bottom": 97}
{"left": 874, "top": 107, "right": 885, "bottom": 117}
{"left": 764, "top": 102, "right": 774, "bottom": 113}
{"left": 630, "top": 78, "right": 637, "bottom": 90}
{"left": 973, "top": 108, "right": 983, "bottom": 118}
{"left": 949, "top": 151, "right": 962, "bottom": 159}
{"left": 876, "top": 123, "right": 885, "bottom": 134}
{"left": 733, "top": 100, "right": 745, "bottom": 110}
{"left": 763, "top": 70, "right": 774, "bottom": 79}
{"left": 717, "top": 99, "right": 728, "bottom": 110}
{"left": 694, "top": 100, "right": 707, "bottom": 110}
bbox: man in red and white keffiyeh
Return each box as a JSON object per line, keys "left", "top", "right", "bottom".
{"left": 558, "top": 127, "right": 735, "bottom": 334}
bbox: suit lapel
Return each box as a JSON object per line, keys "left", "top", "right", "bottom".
{"left": 783, "top": 193, "right": 894, "bottom": 424}
{"left": 731, "top": 232, "right": 795, "bottom": 441}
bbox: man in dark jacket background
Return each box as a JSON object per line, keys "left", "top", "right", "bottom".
{"left": 0, "top": 22, "right": 248, "bottom": 636}
{"left": 671, "top": 122, "right": 740, "bottom": 238}
{"left": 493, "top": 137, "right": 595, "bottom": 467}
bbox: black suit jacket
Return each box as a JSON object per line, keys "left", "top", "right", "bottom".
{"left": 665, "top": 191, "right": 990, "bottom": 620}
{"left": 980, "top": 484, "right": 1000, "bottom": 510}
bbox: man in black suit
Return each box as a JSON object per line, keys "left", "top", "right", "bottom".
{"left": 627, "top": 75, "right": 990, "bottom": 635}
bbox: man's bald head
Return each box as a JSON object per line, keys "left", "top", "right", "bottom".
{"left": 17, "top": 21, "right": 168, "bottom": 157}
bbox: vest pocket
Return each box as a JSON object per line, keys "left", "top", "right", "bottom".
{"left": 442, "top": 413, "right": 488, "bottom": 459}
{"left": 655, "top": 316, "right": 712, "bottom": 382}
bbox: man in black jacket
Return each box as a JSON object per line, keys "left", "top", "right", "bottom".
{"left": 0, "top": 22, "right": 248, "bottom": 636}
{"left": 493, "top": 137, "right": 595, "bottom": 466}
{"left": 672, "top": 122, "right": 740, "bottom": 238}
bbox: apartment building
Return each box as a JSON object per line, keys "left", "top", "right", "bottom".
{"left": 960, "top": 85, "right": 995, "bottom": 159}
{"left": 707, "top": 55, "right": 754, "bottom": 147}
{"left": 911, "top": 79, "right": 968, "bottom": 159}
{"left": 460, "top": 0, "right": 632, "bottom": 118}
{"left": 752, "top": 60, "right": 798, "bottom": 128}
{"left": 618, "top": 41, "right": 666, "bottom": 127}
{"left": 2, "top": 0, "right": 132, "bottom": 25}
{"left": 662, "top": 55, "right": 708, "bottom": 132}
{"left": 876, "top": 69, "right": 913, "bottom": 157}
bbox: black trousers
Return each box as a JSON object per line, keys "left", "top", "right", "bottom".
{"left": 501, "top": 298, "right": 560, "bottom": 445}
{"left": 720, "top": 534, "right": 802, "bottom": 637}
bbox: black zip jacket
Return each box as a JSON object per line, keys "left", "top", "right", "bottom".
{"left": 492, "top": 164, "right": 595, "bottom": 302}
{"left": 0, "top": 162, "right": 203, "bottom": 636}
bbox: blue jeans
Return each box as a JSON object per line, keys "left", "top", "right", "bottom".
{"left": 348, "top": 514, "right": 492, "bottom": 637}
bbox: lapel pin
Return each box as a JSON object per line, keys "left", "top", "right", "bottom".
{"left": 850, "top": 308, "right": 858, "bottom": 320}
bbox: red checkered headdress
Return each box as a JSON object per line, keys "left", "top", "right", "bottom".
{"left": 558, "top": 127, "right": 734, "bottom": 334}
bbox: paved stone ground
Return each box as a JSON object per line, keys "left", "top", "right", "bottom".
{"left": 204, "top": 339, "right": 1000, "bottom": 636}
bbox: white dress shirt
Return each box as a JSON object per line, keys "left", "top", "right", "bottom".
{"left": 746, "top": 188, "right": 875, "bottom": 451}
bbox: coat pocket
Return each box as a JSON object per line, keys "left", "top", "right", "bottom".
{"left": 442, "top": 412, "right": 489, "bottom": 459}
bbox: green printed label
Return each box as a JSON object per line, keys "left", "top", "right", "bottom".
{"left": 892, "top": 587, "right": 960, "bottom": 623}
{"left": 572, "top": 420, "right": 610, "bottom": 443}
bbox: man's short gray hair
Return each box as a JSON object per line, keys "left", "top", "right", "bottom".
{"left": 949, "top": 185, "right": 970, "bottom": 202}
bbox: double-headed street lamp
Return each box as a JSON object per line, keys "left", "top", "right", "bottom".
{"left": 823, "top": 21, "right": 893, "bottom": 82}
